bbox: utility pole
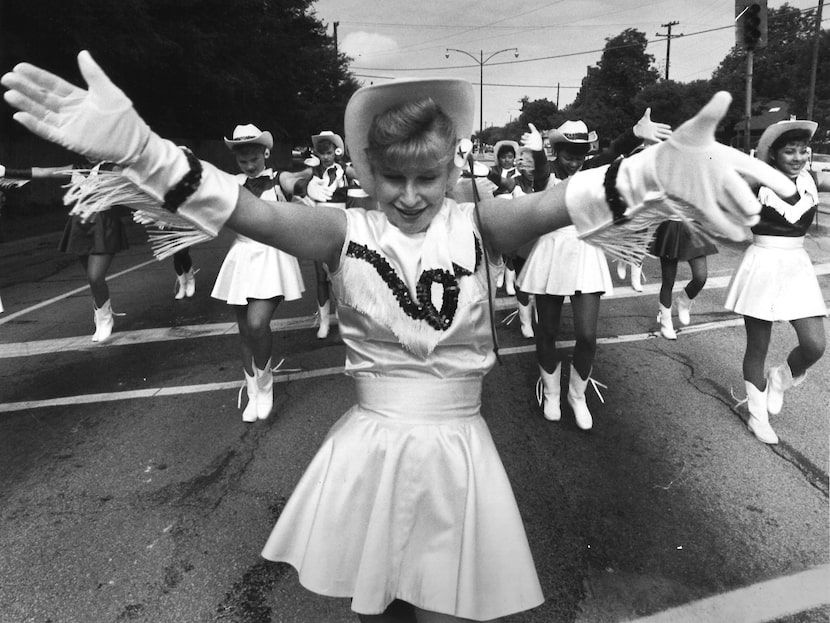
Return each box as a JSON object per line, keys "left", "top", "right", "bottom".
{"left": 807, "top": 0, "right": 823, "bottom": 120}
{"left": 655, "top": 21, "right": 681, "bottom": 80}
{"left": 332, "top": 21, "right": 339, "bottom": 52}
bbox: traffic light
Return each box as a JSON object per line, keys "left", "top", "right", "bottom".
{"left": 736, "top": 0, "right": 768, "bottom": 50}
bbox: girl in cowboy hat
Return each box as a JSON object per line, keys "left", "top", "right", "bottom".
{"left": 725, "top": 118, "right": 828, "bottom": 445}
{"left": 299, "top": 130, "right": 358, "bottom": 338}
{"left": 2, "top": 51, "right": 792, "bottom": 622}
{"left": 212, "top": 123, "right": 308, "bottom": 423}
{"left": 516, "top": 110, "right": 671, "bottom": 430}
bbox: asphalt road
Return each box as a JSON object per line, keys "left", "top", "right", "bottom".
{"left": 0, "top": 217, "right": 828, "bottom": 623}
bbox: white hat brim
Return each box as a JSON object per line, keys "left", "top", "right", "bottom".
{"left": 345, "top": 78, "right": 475, "bottom": 197}
{"left": 755, "top": 120, "right": 817, "bottom": 163}
{"left": 224, "top": 131, "right": 273, "bottom": 150}
{"left": 546, "top": 129, "right": 597, "bottom": 146}
{"left": 312, "top": 132, "right": 344, "bottom": 152}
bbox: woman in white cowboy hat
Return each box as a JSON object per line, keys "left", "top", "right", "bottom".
{"left": 516, "top": 111, "right": 671, "bottom": 430}
{"left": 212, "top": 123, "right": 308, "bottom": 423}
{"left": 725, "top": 118, "right": 829, "bottom": 445}
{"left": 2, "top": 51, "right": 793, "bottom": 622}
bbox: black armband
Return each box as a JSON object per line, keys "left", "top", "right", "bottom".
{"left": 162, "top": 148, "right": 202, "bottom": 212}
{"left": 5, "top": 168, "right": 33, "bottom": 179}
{"left": 603, "top": 159, "right": 629, "bottom": 224}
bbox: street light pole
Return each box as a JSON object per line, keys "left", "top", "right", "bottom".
{"left": 445, "top": 47, "right": 519, "bottom": 139}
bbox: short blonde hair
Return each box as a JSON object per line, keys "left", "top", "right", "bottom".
{"left": 365, "top": 98, "right": 456, "bottom": 171}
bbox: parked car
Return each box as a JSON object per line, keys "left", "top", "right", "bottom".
{"left": 810, "top": 152, "right": 830, "bottom": 173}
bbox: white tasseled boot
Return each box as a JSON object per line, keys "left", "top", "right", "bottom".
{"left": 174, "top": 273, "right": 187, "bottom": 300}
{"left": 745, "top": 381, "right": 778, "bottom": 444}
{"left": 630, "top": 264, "right": 643, "bottom": 292}
{"left": 567, "top": 364, "right": 594, "bottom": 430}
{"left": 254, "top": 358, "right": 274, "bottom": 420}
{"left": 536, "top": 363, "right": 562, "bottom": 421}
{"left": 675, "top": 290, "right": 693, "bottom": 325}
{"left": 504, "top": 268, "right": 517, "bottom": 295}
{"left": 92, "top": 299, "right": 114, "bottom": 343}
{"left": 766, "top": 362, "right": 805, "bottom": 416}
{"left": 657, "top": 304, "right": 677, "bottom": 340}
{"left": 518, "top": 298, "right": 535, "bottom": 339}
{"left": 184, "top": 268, "right": 196, "bottom": 297}
{"left": 316, "top": 300, "right": 331, "bottom": 339}
{"left": 241, "top": 367, "right": 258, "bottom": 422}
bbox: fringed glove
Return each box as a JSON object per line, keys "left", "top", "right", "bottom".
{"left": 564, "top": 92, "right": 797, "bottom": 262}
{"left": 2, "top": 50, "right": 238, "bottom": 241}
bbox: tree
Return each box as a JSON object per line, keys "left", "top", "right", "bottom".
{"left": 0, "top": 0, "right": 359, "bottom": 142}
{"left": 712, "top": 2, "right": 830, "bottom": 133}
{"left": 567, "top": 28, "right": 660, "bottom": 141}
{"left": 516, "top": 96, "right": 559, "bottom": 133}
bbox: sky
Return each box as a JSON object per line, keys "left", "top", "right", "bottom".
{"left": 310, "top": 0, "right": 823, "bottom": 131}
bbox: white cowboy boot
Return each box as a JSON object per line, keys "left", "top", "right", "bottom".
{"left": 657, "top": 304, "right": 676, "bottom": 340}
{"left": 174, "top": 273, "right": 187, "bottom": 300}
{"left": 254, "top": 358, "right": 274, "bottom": 420}
{"left": 184, "top": 268, "right": 196, "bottom": 297}
{"left": 615, "top": 260, "right": 627, "bottom": 280}
{"left": 675, "top": 290, "right": 693, "bottom": 325}
{"left": 518, "top": 299, "right": 535, "bottom": 339}
{"left": 536, "top": 363, "right": 562, "bottom": 421}
{"left": 766, "top": 362, "right": 805, "bottom": 416}
{"left": 504, "top": 268, "right": 517, "bottom": 295}
{"left": 241, "top": 366, "right": 258, "bottom": 422}
{"left": 567, "top": 364, "right": 593, "bottom": 430}
{"left": 317, "top": 300, "right": 331, "bottom": 339}
{"left": 630, "top": 264, "right": 643, "bottom": 292}
{"left": 92, "top": 299, "right": 114, "bottom": 343}
{"left": 745, "top": 381, "right": 778, "bottom": 444}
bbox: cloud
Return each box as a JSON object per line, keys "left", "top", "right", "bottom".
{"left": 340, "top": 31, "right": 399, "bottom": 61}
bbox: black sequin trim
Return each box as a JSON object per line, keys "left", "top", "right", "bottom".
{"left": 346, "top": 237, "right": 482, "bottom": 331}
{"left": 603, "top": 158, "right": 630, "bottom": 224}
{"left": 163, "top": 148, "right": 203, "bottom": 212}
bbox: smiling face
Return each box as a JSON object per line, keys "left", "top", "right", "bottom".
{"left": 553, "top": 143, "right": 590, "bottom": 178}
{"left": 364, "top": 98, "right": 458, "bottom": 234}
{"left": 771, "top": 140, "right": 810, "bottom": 179}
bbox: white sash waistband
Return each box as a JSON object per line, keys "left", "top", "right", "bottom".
{"left": 753, "top": 235, "right": 805, "bottom": 249}
{"left": 355, "top": 377, "right": 482, "bottom": 420}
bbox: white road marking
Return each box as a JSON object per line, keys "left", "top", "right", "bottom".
{"left": 626, "top": 564, "right": 829, "bottom": 623}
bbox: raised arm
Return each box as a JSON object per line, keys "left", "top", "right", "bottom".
{"left": 1, "top": 51, "right": 345, "bottom": 266}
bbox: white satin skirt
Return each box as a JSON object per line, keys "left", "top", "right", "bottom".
{"left": 725, "top": 235, "right": 827, "bottom": 321}
{"left": 261, "top": 376, "right": 544, "bottom": 620}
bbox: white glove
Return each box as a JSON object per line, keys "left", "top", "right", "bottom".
{"left": 474, "top": 177, "right": 498, "bottom": 198}
{"left": 2, "top": 51, "right": 151, "bottom": 167}
{"left": 633, "top": 108, "right": 672, "bottom": 144}
{"left": 2, "top": 51, "right": 239, "bottom": 236}
{"left": 307, "top": 176, "right": 334, "bottom": 202}
{"left": 0, "top": 165, "right": 5, "bottom": 177}
{"left": 521, "top": 123, "right": 544, "bottom": 152}
{"left": 566, "top": 92, "right": 796, "bottom": 243}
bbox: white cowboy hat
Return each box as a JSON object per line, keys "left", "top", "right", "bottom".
{"left": 755, "top": 118, "right": 817, "bottom": 163}
{"left": 546, "top": 120, "right": 598, "bottom": 146}
{"left": 311, "top": 130, "right": 345, "bottom": 154}
{"left": 223, "top": 124, "right": 273, "bottom": 150}
{"left": 344, "top": 78, "right": 475, "bottom": 197}
{"left": 493, "top": 140, "right": 520, "bottom": 160}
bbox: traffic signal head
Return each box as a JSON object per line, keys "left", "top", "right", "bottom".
{"left": 736, "top": 0, "right": 768, "bottom": 50}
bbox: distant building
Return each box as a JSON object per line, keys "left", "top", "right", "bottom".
{"left": 732, "top": 99, "right": 792, "bottom": 151}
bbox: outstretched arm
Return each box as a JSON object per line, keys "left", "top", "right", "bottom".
{"left": 479, "top": 93, "right": 796, "bottom": 254}
{"left": 1, "top": 51, "right": 346, "bottom": 266}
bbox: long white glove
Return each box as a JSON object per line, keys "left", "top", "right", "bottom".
{"left": 565, "top": 91, "right": 796, "bottom": 245}
{"left": 1, "top": 51, "right": 238, "bottom": 235}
